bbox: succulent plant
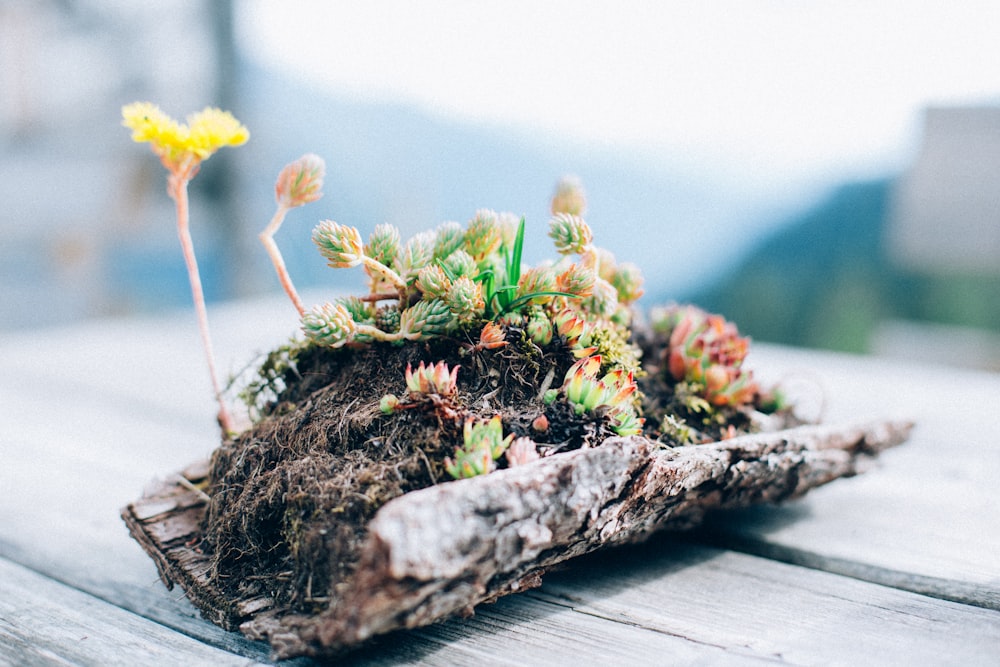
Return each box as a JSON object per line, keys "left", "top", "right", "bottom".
{"left": 610, "top": 411, "right": 644, "bottom": 437}
{"left": 583, "top": 277, "right": 620, "bottom": 319}
{"left": 549, "top": 213, "right": 593, "bottom": 256}
{"left": 476, "top": 321, "right": 508, "bottom": 351}
{"left": 313, "top": 220, "right": 365, "bottom": 269}
{"left": 275, "top": 153, "right": 325, "bottom": 209}
{"left": 464, "top": 209, "right": 504, "bottom": 263}
{"left": 525, "top": 309, "right": 554, "bottom": 346}
{"left": 516, "top": 266, "right": 558, "bottom": 305}
{"left": 262, "top": 153, "right": 326, "bottom": 315}
{"left": 562, "top": 356, "right": 632, "bottom": 411}
{"left": 302, "top": 302, "right": 356, "bottom": 348}
{"left": 312, "top": 220, "right": 407, "bottom": 294}
{"left": 551, "top": 175, "right": 587, "bottom": 217}
{"left": 505, "top": 437, "right": 541, "bottom": 467}
{"left": 374, "top": 303, "right": 401, "bottom": 333}
{"left": 337, "top": 296, "right": 375, "bottom": 324}
{"left": 446, "top": 275, "right": 486, "bottom": 325}
{"left": 379, "top": 393, "right": 400, "bottom": 414}
{"left": 444, "top": 415, "right": 514, "bottom": 479}
{"left": 433, "top": 221, "right": 466, "bottom": 259}
{"left": 610, "top": 262, "right": 644, "bottom": 305}
{"left": 399, "top": 231, "right": 436, "bottom": 285}
{"left": 415, "top": 265, "right": 451, "bottom": 300}
{"left": 656, "top": 305, "right": 759, "bottom": 408}
{"left": 435, "top": 249, "right": 473, "bottom": 280}
{"left": 405, "top": 361, "right": 460, "bottom": 397}
{"left": 556, "top": 263, "right": 596, "bottom": 299}
{"left": 559, "top": 355, "right": 643, "bottom": 436}
{"left": 398, "top": 299, "right": 454, "bottom": 340}
{"left": 365, "top": 224, "right": 402, "bottom": 272}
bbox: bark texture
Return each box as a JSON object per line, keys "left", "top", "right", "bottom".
{"left": 122, "top": 419, "right": 911, "bottom": 659}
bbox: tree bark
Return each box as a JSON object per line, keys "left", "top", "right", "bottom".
{"left": 122, "top": 419, "right": 911, "bottom": 659}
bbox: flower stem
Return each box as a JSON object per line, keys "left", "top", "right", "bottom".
{"left": 170, "top": 175, "right": 235, "bottom": 436}
{"left": 260, "top": 204, "right": 305, "bottom": 315}
{"left": 359, "top": 255, "right": 409, "bottom": 308}
{"left": 360, "top": 256, "right": 407, "bottom": 292}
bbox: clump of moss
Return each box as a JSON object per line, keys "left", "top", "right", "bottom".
{"left": 203, "top": 174, "right": 792, "bottom": 622}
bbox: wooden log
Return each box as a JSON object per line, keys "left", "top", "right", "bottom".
{"left": 122, "top": 419, "right": 912, "bottom": 659}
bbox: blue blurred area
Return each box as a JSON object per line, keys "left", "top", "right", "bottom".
{"left": 233, "top": 60, "right": 787, "bottom": 303}
{"left": 2, "top": 2, "right": 998, "bottom": 370}
{"left": 0, "top": 2, "right": 819, "bottom": 331}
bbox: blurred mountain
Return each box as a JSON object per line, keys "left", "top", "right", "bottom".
{"left": 689, "top": 177, "right": 1000, "bottom": 359}
{"left": 232, "top": 61, "right": 781, "bottom": 301}
{"left": 689, "top": 180, "right": 892, "bottom": 352}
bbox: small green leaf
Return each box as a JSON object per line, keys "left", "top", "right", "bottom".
{"left": 508, "top": 217, "right": 525, "bottom": 287}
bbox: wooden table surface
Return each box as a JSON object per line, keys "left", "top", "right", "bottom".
{"left": 2, "top": 294, "right": 998, "bottom": 666}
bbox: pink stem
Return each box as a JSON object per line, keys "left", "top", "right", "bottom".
{"left": 260, "top": 205, "right": 305, "bottom": 315}
{"left": 170, "top": 175, "right": 235, "bottom": 436}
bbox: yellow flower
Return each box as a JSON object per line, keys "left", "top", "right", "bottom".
{"left": 121, "top": 101, "right": 248, "bottom": 176}
{"left": 186, "top": 106, "right": 250, "bottom": 158}
{"left": 121, "top": 101, "right": 180, "bottom": 144}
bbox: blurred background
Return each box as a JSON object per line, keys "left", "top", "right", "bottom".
{"left": 2, "top": 0, "right": 999, "bottom": 370}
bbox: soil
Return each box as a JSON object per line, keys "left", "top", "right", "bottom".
{"left": 201, "top": 323, "right": 771, "bottom": 624}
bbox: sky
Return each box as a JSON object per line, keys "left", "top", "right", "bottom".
{"left": 238, "top": 0, "right": 1000, "bottom": 195}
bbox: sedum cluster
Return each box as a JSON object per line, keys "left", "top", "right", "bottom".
{"left": 292, "top": 177, "right": 655, "bottom": 477}
{"left": 300, "top": 188, "right": 645, "bottom": 356}
{"left": 652, "top": 305, "right": 758, "bottom": 408}
{"left": 556, "top": 355, "right": 643, "bottom": 437}
{"left": 122, "top": 101, "right": 772, "bottom": 480}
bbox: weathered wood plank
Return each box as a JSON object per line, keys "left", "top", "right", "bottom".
{"left": 7, "top": 298, "right": 995, "bottom": 604}
{"left": 702, "top": 345, "right": 1000, "bottom": 607}
{"left": 0, "top": 294, "right": 303, "bottom": 428}
{"left": 533, "top": 536, "right": 1000, "bottom": 666}
{"left": 2, "top": 299, "right": 998, "bottom": 663}
{"left": 342, "top": 587, "right": 774, "bottom": 666}
{"left": 0, "top": 556, "right": 269, "bottom": 667}
{"left": 4, "top": 428, "right": 996, "bottom": 667}
{"left": 0, "top": 320, "right": 780, "bottom": 664}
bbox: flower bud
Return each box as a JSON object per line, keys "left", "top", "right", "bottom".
{"left": 275, "top": 153, "right": 325, "bottom": 208}
{"left": 551, "top": 175, "right": 587, "bottom": 217}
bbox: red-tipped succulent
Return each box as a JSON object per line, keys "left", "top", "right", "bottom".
{"left": 662, "top": 306, "right": 758, "bottom": 407}
{"left": 405, "top": 360, "right": 460, "bottom": 397}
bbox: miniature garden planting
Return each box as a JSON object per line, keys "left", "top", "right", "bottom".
{"left": 121, "top": 103, "right": 910, "bottom": 658}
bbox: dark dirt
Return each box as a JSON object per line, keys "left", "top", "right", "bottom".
{"left": 203, "top": 330, "right": 593, "bottom": 618}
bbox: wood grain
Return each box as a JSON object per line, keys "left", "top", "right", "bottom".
{"left": 2, "top": 297, "right": 997, "bottom": 664}
{"left": 535, "top": 537, "right": 1000, "bottom": 666}
{"left": 706, "top": 345, "right": 1000, "bottom": 608}
{"left": 0, "top": 556, "right": 269, "bottom": 667}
